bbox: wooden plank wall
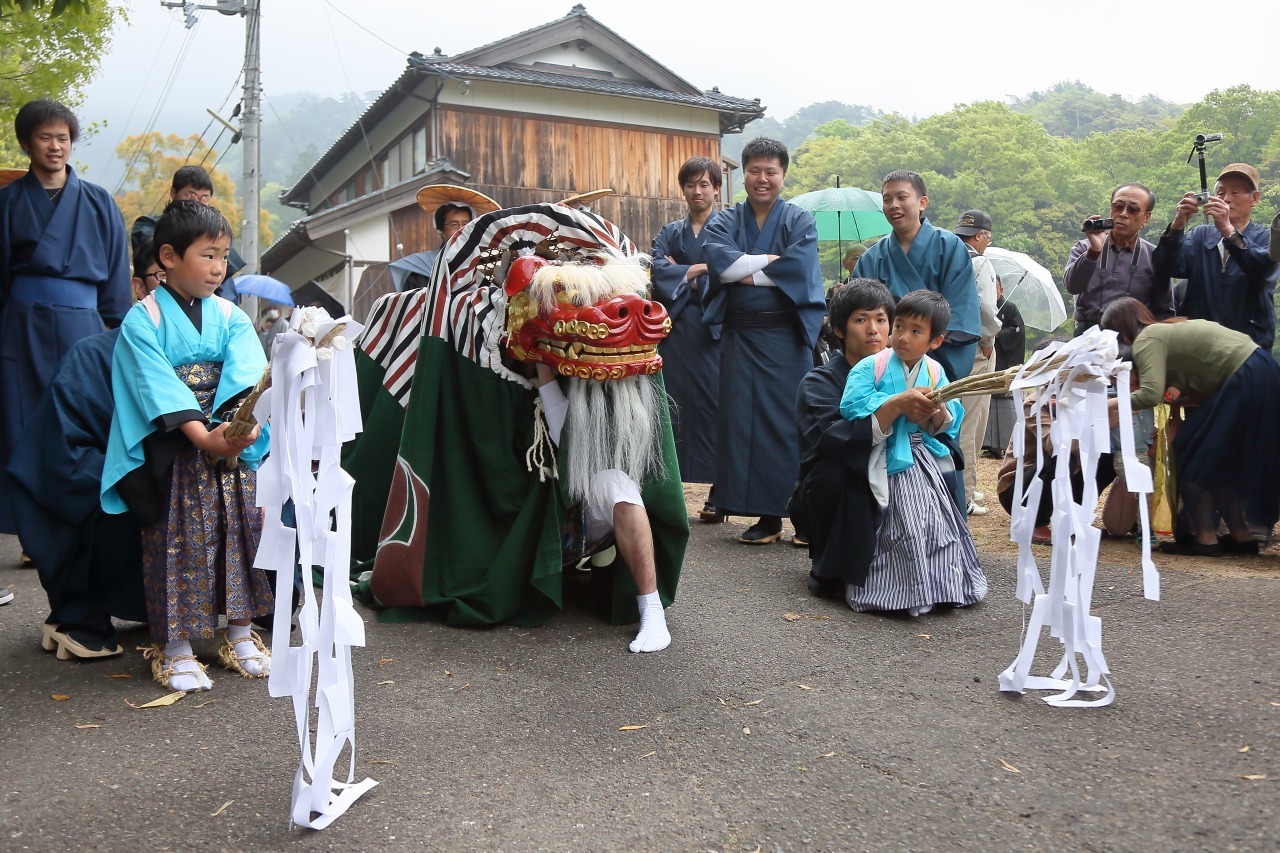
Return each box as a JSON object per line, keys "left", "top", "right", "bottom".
{"left": 389, "top": 107, "right": 719, "bottom": 256}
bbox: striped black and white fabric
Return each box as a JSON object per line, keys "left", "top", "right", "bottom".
{"left": 846, "top": 435, "right": 988, "bottom": 613}
{"left": 356, "top": 203, "right": 638, "bottom": 408}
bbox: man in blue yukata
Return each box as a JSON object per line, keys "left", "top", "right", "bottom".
{"left": 701, "top": 138, "right": 824, "bottom": 544}
{"left": 651, "top": 156, "right": 723, "bottom": 521}
{"left": 853, "top": 170, "right": 981, "bottom": 383}
{"left": 0, "top": 99, "right": 131, "bottom": 546}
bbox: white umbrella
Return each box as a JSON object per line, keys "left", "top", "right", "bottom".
{"left": 985, "top": 246, "right": 1068, "bottom": 332}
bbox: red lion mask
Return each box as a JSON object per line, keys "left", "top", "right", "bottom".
{"left": 504, "top": 254, "right": 671, "bottom": 381}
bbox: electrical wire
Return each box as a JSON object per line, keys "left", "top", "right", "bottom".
{"left": 321, "top": 0, "right": 409, "bottom": 57}
{"left": 318, "top": 1, "right": 405, "bottom": 259}
{"left": 112, "top": 19, "right": 202, "bottom": 195}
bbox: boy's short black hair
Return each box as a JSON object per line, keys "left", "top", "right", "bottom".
{"left": 894, "top": 290, "right": 950, "bottom": 339}
{"left": 153, "top": 199, "right": 232, "bottom": 267}
{"left": 829, "top": 278, "right": 894, "bottom": 336}
{"left": 172, "top": 165, "right": 214, "bottom": 194}
{"left": 882, "top": 169, "right": 927, "bottom": 197}
{"left": 677, "top": 156, "right": 722, "bottom": 189}
{"left": 14, "top": 99, "right": 80, "bottom": 147}
{"left": 132, "top": 238, "right": 156, "bottom": 281}
{"left": 741, "top": 137, "right": 789, "bottom": 173}
{"left": 433, "top": 201, "right": 473, "bottom": 233}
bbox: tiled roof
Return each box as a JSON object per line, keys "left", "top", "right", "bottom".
{"left": 416, "top": 58, "right": 762, "bottom": 113}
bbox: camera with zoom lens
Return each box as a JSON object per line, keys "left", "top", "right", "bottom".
{"left": 1082, "top": 218, "right": 1114, "bottom": 233}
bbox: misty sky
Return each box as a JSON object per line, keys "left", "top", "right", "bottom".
{"left": 77, "top": 0, "right": 1280, "bottom": 188}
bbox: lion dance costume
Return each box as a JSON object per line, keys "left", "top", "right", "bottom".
{"left": 344, "top": 202, "right": 687, "bottom": 631}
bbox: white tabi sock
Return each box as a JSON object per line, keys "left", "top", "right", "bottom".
{"left": 162, "top": 640, "right": 209, "bottom": 692}
{"left": 629, "top": 591, "right": 670, "bottom": 653}
{"left": 226, "top": 623, "right": 268, "bottom": 676}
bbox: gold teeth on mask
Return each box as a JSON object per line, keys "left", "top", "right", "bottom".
{"left": 535, "top": 340, "right": 657, "bottom": 364}
{"left": 552, "top": 319, "right": 608, "bottom": 340}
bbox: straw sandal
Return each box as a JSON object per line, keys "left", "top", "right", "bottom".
{"left": 218, "top": 629, "right": 271, "bottom": 678}
{"left": 141, "top": 644, "right": 212, "bottom": 692}
{"left": 40, "top": 623, "right": 123, "bottom": 660}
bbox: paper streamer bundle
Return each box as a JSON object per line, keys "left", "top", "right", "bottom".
{"left": 252, "top": 306, "right": 378, "bottom": 827}
{"left": 995, "top": 328, "right": 1160, "bottom": 708}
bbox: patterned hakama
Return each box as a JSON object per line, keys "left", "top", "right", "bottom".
{"left": 846, "top": 435, "right": 987, "bottom": 613}
{"left": 141, "top": 361, "right": 272, "bottom": 644}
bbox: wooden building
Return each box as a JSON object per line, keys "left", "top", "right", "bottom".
{"left": 261, "top": 4, "right": 763, "bottom": 315}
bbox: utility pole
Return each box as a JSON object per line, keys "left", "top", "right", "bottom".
{"left": 161, "top": 0, "right": 261, "bottom": 275}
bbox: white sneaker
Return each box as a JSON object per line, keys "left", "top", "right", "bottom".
{"left": 973, "top": 491, "right": 986, "bottom": 503}
{"left": 967, "top": 502, "right": 989, "bottom": 516}
{"left": 0, "top": 587, "right": 13, "bottom": 606}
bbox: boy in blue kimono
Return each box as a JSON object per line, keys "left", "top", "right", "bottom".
{"left": 840, "top": 290, "right": 986, "bottom": 616}
{"left": 101, "top": 201, "right": 273, "bottom": 692}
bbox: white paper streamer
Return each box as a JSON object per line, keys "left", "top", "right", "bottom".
{"left": 254, "top": 307, "right": 378, "bottom": 828}
{"left": 998, "top": 328, "right": 1159, "bottom": 708}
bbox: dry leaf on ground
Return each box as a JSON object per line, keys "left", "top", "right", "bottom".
{"left": 618, "top": 724, "right": 648, "bottom": 732}
{"left": 105, "top": 673, "right": 134, "bottom": 679}
{"left": 74, "top": 723, "right": 101, "bottom": 729}
{"left": 1238, "top": 774, "right": 1267, "bottom": 781}
{"left": 210, "top": 801, "right": 232, "bottom": 817}
{"left": 797, "top": 684, "right": 812, "bottom": 691}
{"left": 51, "top": 694, "right": 71, "bottom": 701}
{"left": 377, "top": 680, "right": 394, "bottom": 685}
{"left": 379, "top": 658, "right": 395, "bottom": 666}
{"left": 640, "top": 751, "right": 656, "bottom": 758}
{"left": 125, "top": 692, "right": 185, "bottom": 709}
{"left": 783, "top": 612, "right": 802, "bottom": 622}
{"left": 743, "top": 727, "right": 751, "bottom": 735}
{"left": 996, "top": 757, "right": 1021, "bottom": 773}
{"left": 1239, "top": 746, "right": 1250, "bottom": 753}
{"left": 744, "top": 699, "right": 763, "bottom": 706}
{"left": 817, "top": 752, "right": 836, "bottom": 759}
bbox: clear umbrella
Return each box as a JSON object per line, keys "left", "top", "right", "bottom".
{"left": 985, "top": 246, "right": 1068, "bottom": 332}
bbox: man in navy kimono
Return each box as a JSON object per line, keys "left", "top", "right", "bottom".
{"left": 702, "top": 138, "right": 824, "bottom": 544}
{"left": 854, "top": 170, "right": 980, "bottom": 382}
{"left": 651, "top": 156, "right": 722, "bottom": 520}
{"left": 0, "top": 99, "right": 131, "bottom": 539}
{"left": 7, "top": 243, "right": 156, "bottom": 657}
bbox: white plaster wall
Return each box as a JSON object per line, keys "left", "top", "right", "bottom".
{"left": 345, "top": 216, "right": 391, "bottom": 264}
{"left": 438, "top": 80, "right": 719, "bottom": 134}
{"left": 510, "top": 43, "right": 648, "bottom": 82}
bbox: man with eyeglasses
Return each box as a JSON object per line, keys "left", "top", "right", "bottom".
{"left": 1153, "top": 163, "right": 1280, "bottom": 352}
{"left": 130, "top": 165, "right": 245, "bottom": 299}
{"left": 1065, "top": 183, "right": 1172, "bottom": 335}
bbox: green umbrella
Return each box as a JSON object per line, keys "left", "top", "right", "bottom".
{"left": 788, "top": 186, "right": 891, "bottom": 242}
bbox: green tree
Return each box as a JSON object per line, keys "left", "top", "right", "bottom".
{"left": 0, "top": 0, "right": 125, "bottom": 167}
{"left": 114, "top": 132, "right": 274, "bottom": 249}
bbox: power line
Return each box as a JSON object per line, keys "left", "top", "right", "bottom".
{"left": 319, "top": 1, "right": 405, "bottom": 258}
{"left": 113, "top": 20, "right": 202, "bottom": 195}
{"left": 321, "top": 0, "right": 409, "bottom": 57}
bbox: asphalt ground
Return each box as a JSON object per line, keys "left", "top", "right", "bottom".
{"left": 1, "top": 505, "right": 1278, "bottom": 852}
